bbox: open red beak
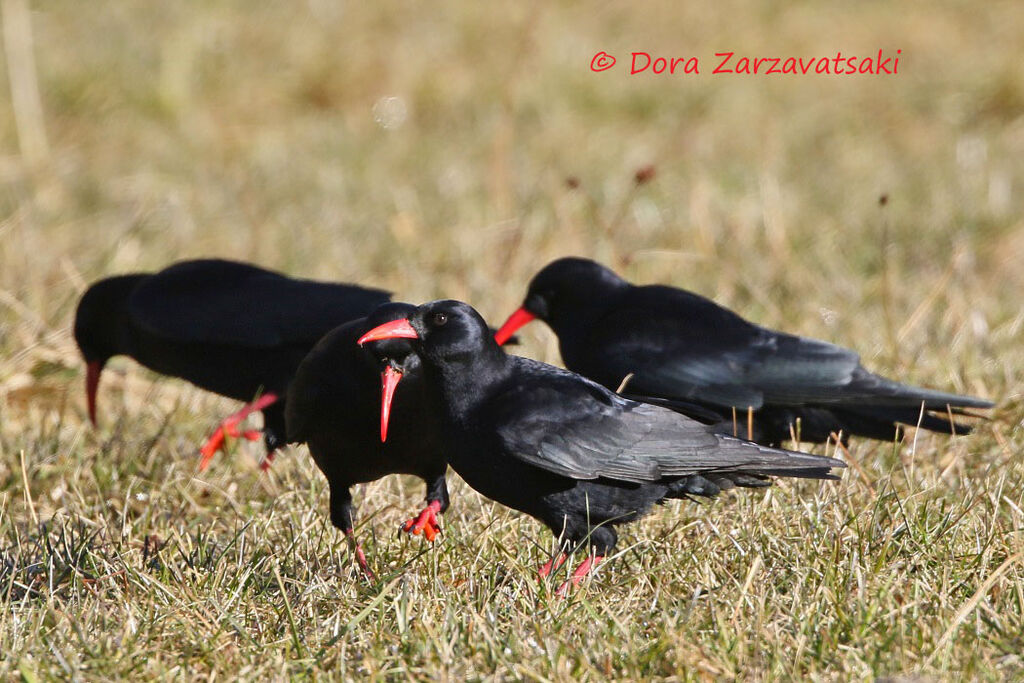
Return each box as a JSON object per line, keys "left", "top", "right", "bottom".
{"left": 494, "top": 307, "right": 536, "bottom": 346}
{"left": 85, "top": 361, "right": 103, "bottom": 427}
{"left": 379, "top": 366, "right": 403, "bottom": 442}
{"left": 358, "top": 318, "right": 419, "bottom": 345}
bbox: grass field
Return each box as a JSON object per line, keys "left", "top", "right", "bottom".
{"left": 1, "top": 0, "right": 1022, "bottom": 679}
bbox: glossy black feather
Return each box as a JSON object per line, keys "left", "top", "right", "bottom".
{"left": 512, "top": 258, "right": 992, "bottom": 444}
{"left": 286, "top": 303, "right": 448, "bottom": 533}
{"left": 385, "top": 300, "right": 844, "bottom": 555}
{"left": 74, "top": 259, "right": 391, "bottom": 452}
{"left": 129, "top": 259, "right": 390, "bottom": 348}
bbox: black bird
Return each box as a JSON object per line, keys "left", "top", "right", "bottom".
{"left": 286, "top": 302, "right": 449, "bottom": 580}
{"left": 73, "top": 259, "right": 390, "bottom": 469}
{"left": 359, "top": 300, "right": 845, "bottom": 592}
{"left": 494, "top": 257, "right": 993, "bottom": 445}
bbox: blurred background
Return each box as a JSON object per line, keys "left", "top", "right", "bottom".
{"left": 1, "top": 1, "right": 1022, "bottom": 677}
{"left": 2, "top": 1, "right": 1021, "bottom": 415}
{"left": 2, "top": 0, "right": 1022, "bottom": 374}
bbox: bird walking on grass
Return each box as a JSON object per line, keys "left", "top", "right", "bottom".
{"left": 359, "top": 300, "right": 845, "bottom": 594}
{"left": 286, "top": 303, "right": 450, "bottom": 580}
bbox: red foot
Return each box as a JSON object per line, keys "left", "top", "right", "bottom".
{"left": 538, "top": 553, "right": 568, "bottom": 579}
{"left": 555, "top": 555, "right": 603, "bottom": 597}
{"left": 344, "top": 529, "right": 377, "bottom": 582}
{"left": 401, "top": 500, "right": 443, "bottom": 542}
{"left": 258, "top": 450, "right": 277, "bottom": 472}
{"left": 197, "top": 393, "right": 279, "bottom": 472}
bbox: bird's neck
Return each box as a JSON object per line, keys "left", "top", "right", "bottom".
{"left": 547, "top": 287, "right": 625, "bottom": 340}
{"left": 423, "top": 346, "right": 510, "bottom": 426}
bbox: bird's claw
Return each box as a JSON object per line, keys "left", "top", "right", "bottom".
{"left": 196, "top": 393, "right": 279, "bottom": 472}
{"left": 258, "top": 450, "right": 278, "bottom": 472}
{"left": 198, "top": 420, "right": 262, "bottom": 472}
{"left": 198, "top": 427, "right": 226, "bottom": 471}
{"left": 538, "top": 553, "right": 569, "bottom": 579}
{"left": 400, "top": 501, "right": 443, "bottom": 542}
{"left": 344, "top": 530, "right": 377, "bottom": 582}
{"left": 353, "top": 544, "right": 377, "bottom": 582}
{"left": 543, "top": 554, "right": 603, "bottom": 598}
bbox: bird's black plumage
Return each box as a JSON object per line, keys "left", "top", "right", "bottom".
{"left": 361, "top": 300, "right": 844, "bottom": 586}
{"left": 286, "top": 303, "right": 448, "bottom": 551}
{"left": 495, "top": 257, "right": 993, "bottom": 445}
{"left": 74, "top": 259, "right": 391, "bottom": 461}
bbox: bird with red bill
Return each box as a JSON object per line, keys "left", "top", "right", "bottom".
{"left": 286, "top": 303, "right": 452, "bottom": 580}
{"left": 493, "top": 257, "right": 993, "bottom": 446}
{"left": 73, "top": 258, "right": 391, "bottom": 471}
{"left": 360, "top": 299, "right": 845, "bottom": 595}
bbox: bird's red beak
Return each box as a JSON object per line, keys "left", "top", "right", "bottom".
{"left": 358, "top": 318, "right": 419, "bottom": 442}
{"left": 494, "top": 307, "right": 536, "bottom": 346}
{"left": 379, "top": 366, "right": 402, "bottom": 442}
{"left": 85, "top": 360, "right": 103, "bottom": 426}
{"left": 357, "top": 318, "right": 419, "bottom": 345}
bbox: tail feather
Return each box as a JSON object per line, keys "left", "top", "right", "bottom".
{"left": 665, "top": 436, "right": 846, "bottom": 500}
{"left": 836, "top": 403, "right": 984, "bottom": 437}
{"left": 845, "top": 368, "right": 993, "bottom": 410}
{"left": 666, "top": 462, "right": 837, "bottom": 500}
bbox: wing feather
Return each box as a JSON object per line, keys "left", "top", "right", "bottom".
{"left": 495, "top": 358, "right": 844, "bottom": 483}
{"left": 580, "top": 286, "right": 987, "bottom": 410}
{"left": 129, "top": 259, "right": 390, "bottom": 348}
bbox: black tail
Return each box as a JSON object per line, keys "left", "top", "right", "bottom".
{"left": 667, "top": 439, "right": 845, "bottom": 500}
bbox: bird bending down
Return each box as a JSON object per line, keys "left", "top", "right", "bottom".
{"left": 73, "top": 259, "right": 391, "bottom": 470}
{"left": 494, "top": 257, "right": 992, "bottom": 446}
{"left": 359, "top": 300, "right": 845, "bottom": 593}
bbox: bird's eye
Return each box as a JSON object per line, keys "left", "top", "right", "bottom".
{"left": 433, "top": 312, "right": 448, "bottom": 326}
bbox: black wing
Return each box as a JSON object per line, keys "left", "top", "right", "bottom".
{"left": 495, "top": 357, "right": 844, "bottom": 484}
{"left": 128, "top": 259, "right": 391, "bottom": 348}
{"left": 584, "top": 285, "right": 991, "bottom": 410}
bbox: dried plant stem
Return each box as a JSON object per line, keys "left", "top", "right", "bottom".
{"left": 2, "top": 0, "right": 50, "bottom": 170}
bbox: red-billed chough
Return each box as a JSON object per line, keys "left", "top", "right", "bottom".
{"left": 285, "top": 302, "right": 448, "bottom": 580}
{"left": 359, "top": 300, "right": 845, "bottom": 593}
{"left": 494, "top": 257, "right": 993, "bottom": 445}
{"left": 74, "top": 259, "right": 390, "bottom": 470}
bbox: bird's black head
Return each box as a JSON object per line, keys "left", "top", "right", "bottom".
{"left": 73, "top": 273, "right": 147, "bottom": 425}
{"left": 357, "top": 300, "right": 505, "bottom": 441}
{"left": 361, "top": 300, "right": 500, "bottom": 366}
{"left": 494, "top": 257, "right": 627, "bottom": 344}
{"left": 74, "top": 274, "right": 145, "bottom": 363}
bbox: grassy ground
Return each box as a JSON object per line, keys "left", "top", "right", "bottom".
{"left": 1, "top": 0, "right": 1022, "bottom": 679}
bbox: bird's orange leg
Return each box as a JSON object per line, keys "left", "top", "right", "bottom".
{"left": 401, "top": 500, "right": 443, "bottom": 542}
{"left": 538, "top": 552, "right": 569, "bottom": 579}
{"left": 198, "top": 392, "right": 279, "bottom": 471}
{"left": 555, "top": 555, "right": 604, "bottom": 597}
{"left": 344, "top": 529, "right": 377, "bottom": 581}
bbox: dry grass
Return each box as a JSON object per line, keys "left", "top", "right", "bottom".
{"left": 1, "top": 0, "right": 1023, "bottom": 679}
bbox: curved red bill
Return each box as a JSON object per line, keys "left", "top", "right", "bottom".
{"left": 494, "top": 307, "right": 536, "bottom": 346}
{"left": 358, "top": 318, "right": 419, "bottom": 346}
{"left": 86, "top": 361, "right": 103, "bottom": 426}
{"left": 380, "top": 365, "right": 403, "bottom": 442}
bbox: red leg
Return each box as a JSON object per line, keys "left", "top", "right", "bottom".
{"left": 401, "top": 500, "right": 443, "bottom": 542}
{"left": 258, "top": 449, "right": 277, "bottom": 472}
{"left": 198, "top": 393, "right": 279, "bottom": 471}
{"left": 538, "top": 552, "right": 569, "bottom": 579}
{"left": 556, "top": 555, "right": 604, "bottom": 597}
{"left": 344, "top": 529, "right": 376, "bottom": 582}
